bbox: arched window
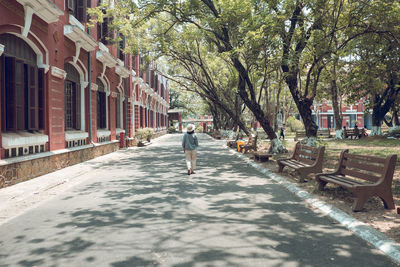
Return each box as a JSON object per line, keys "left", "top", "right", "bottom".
{"left": 96, "top": 78, "right": 107, "bottom": 129}
{"left": 0, "top": 33, "right": 44, "bottom": 132}
{"left": 64, "top": 63, "right": 81, "bottom": 130}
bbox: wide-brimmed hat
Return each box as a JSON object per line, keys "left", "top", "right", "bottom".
{"left": 186, "top": 124, "right": 195, "bottom": 132}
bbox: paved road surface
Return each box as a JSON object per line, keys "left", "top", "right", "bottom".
{"left": 0, "top": 134, "right": 397, "bottom": 266}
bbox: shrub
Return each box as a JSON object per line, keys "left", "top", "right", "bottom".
{"left": 136, "top": 128, "right": 154, "bottom": 141}
{"left": 135, "top": 128, "right": 147, "bottom": 141}
{"left": 143, "top": 127, "right": 154, "bottom": 141}
{"left": 286, "top": 116, "right": 304, "bottom": 132}
{"left": 388, "top": 127, "right": 400, "bottom": 137}
{"left": 168, "top": 126, "right": 176, "bottom": 133}
{"left": 195, "top": 124, "right": 203, "bottom": 133}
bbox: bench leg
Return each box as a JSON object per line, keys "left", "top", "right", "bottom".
{"left": 352, "top": 195, "right": 368, "bottom": 212}
{"left": 378, "top": 191, "right": 395, "bottom": 210}
{"left": 297, "top": 171, "right": 307, "bottom": 183}
{"left": 317, "top": 180, "right": 327, "bottom": 191}
{"left": 277, "top": 163, "right": 285, "bottom": 173}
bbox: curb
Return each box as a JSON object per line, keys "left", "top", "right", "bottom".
{"left": 220, "top": 141, "right": 400, "bottom": 265}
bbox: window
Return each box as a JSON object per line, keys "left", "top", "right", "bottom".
{"left": 98, "top": 16, "right": 113, "bottom": 44}
{"left": 0, "top": 34, "right": 44, "bottom": 132}
{"left": 97, "top": 2, "right": 113, "bottom": 44}
{"left": 96, "top": 79, "right": 107, "bottom": 129}
{"left": 64, "top": 63, "right": 81, "bottom": 130}
{"left": 116, "top": 34, "right": 125, "bottom": 61}
{"left": 145, "top": 70, "right": 150, "bottom": 84}
{"left": 139, "top": 56, "right": 144, "bottom": 79}
{"left": 67, "top": 0, "right": 92, "bottom": 22}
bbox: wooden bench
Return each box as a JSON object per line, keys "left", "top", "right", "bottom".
{"left": 253, "top": 151, "right": 272, "bottom": 162}
{"left": 294, "top": 130, "right": 306, "bottom": 141}
{"left": 344, "top": 128, "right": 366, "bottom": 139}
{"left": 226, "top": 132, "right": 243, "bottom": 148}
{"left": 317, "top": 129, "right": 332, "bottom": 138}
{"left": 277, "top": 142, "right": 325, "bottom": 182}
{"left": 239, "top": 135, "right": 258, "bottom": 154}
{"left": 316, "top": 150, "right": 397, "bottom": 211}
{"left": 213, "top": 131, "right": 222, "bottom": 140}
{"left": 295, "top": 130, "right": 332, "bottom": 140}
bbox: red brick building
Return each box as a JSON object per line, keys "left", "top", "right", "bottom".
{"left": 0, "top": 1, "right": 169, "bottom": 160}
{"left": 312, "top": 99, "right": 369, "bottom": 129}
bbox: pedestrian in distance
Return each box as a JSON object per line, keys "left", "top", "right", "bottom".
{"left": 280, "top": 124, "right": 285, "bottom": 140}
{"left": 182, "top": 124, "right": 199, "bottom": 175}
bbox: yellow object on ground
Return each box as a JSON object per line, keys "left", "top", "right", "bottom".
{"left": 237, "top": 140, "right": 245, "bottom": 152}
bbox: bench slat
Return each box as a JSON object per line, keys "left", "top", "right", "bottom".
{"left": 298, "top": 150, "right": 317, "bottom": 159}
{"left": 299, "top": 145, "right": 319, "bottom": 153}
{"left": 343, "top": 159, "right": 385, "bottom": 174}
{"left": 286, "top": 159, "right": 309, "bottom": 166}
{"left": 282, "top": 159, "right": 309, "bottom": 169}
{"left": 297, "top": 157, "right": 315, "bottom": 165}
{"left": 319, "top": 174, "right": 368, "bottom": 188}
{"left": 341, "top": 168, "right": 380, "bottom": 183}
{"left": 344, "top": 153, "right": 386, "bottom": 164}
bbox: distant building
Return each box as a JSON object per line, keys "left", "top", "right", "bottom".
{"left": 312, "top": 99, "right": 370, "bottom": 129}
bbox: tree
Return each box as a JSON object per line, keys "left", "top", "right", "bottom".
{"left": 346, "top": 34, "right": 400, "bottom": 135}
{"left": 161, "top": 30, "right": 251, "bottom": 135}
{"left": 90, "top": 0, "right": 289, "bottom": 152}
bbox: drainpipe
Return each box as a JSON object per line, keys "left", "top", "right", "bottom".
{"left": 124, "top": 36, "right": 127, "bottom": 148}
{"left": 87, "top": 28, "right": 93, "bottom": 145}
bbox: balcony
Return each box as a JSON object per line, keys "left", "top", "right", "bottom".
{"left": 115, "top": 59, "right": 130, "bottom": 90}
{"left": 64, "top": 15, "right": 97, "bottom": 63}
{"left": 115, "top": 59, "right": 130, "bottom": 78}
{"left": 96, "top": 43, "right": 118, "bottom": 78}
{"left": 17, "top": 0, "right": 63, "bottom": 37}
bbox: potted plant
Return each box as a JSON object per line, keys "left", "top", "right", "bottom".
{"left": 144, "top": 128, "right": 154, "bottom": 142}
{"left": 135, "top": 128, "right": 147, "bottom": 147}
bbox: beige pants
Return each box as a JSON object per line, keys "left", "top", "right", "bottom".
{"left": 185, "top": 150, "right": 197, "bottom": 170}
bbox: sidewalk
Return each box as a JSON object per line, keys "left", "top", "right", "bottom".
{"left": 0, "top": 134, "right": 170, "bottom": 226}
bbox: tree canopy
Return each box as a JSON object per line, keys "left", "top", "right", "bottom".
{"left": 90, "top": 0, "right": 400, "bottom": 144}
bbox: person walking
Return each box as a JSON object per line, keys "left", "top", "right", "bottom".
{"left": 280, "top": 124, "right": 285, "bottom": 140}
{"left": 182, "top": 124, "right": 199, "bottom": 175}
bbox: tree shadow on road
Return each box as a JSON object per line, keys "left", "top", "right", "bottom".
{"left": 0, "top": 134, "right": 396, "bottom": 266}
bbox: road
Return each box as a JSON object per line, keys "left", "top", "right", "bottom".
{"left": 0, "top": 134, "right": 397, "bottom": 266}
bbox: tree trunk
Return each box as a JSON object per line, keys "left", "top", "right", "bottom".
{"left": 393, "top": 108, "right": 400, "bottom": 127}
{"left": 330, "top": 60, "right": 343, "bottom": 139}
{"left": 283, "top": 72, "right": 318, "bottom": 140}
{"left": 232, "top": 58, "right": 287, "bottom": 153}
{"left": 370, "top": 100, "right": 386, "bottom": 136}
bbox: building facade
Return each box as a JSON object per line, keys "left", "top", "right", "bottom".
{"left": 312, "top": 99, "right": 369, "bottom": 129}
{"left": 0, "top": 0, "right": 169, "bottom": 186}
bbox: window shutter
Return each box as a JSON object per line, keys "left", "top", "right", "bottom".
{"left": 97, "top": 91, "right": 101, "bottom": 128}
{"left": 97, "top": 22, "right": 102, "bottom": 41}
{"left": 67, "top": 0, "right": 75, "bottom": 12}
{"left": 5, "top": 57, "right": 16, "bottom": 131}
{"left": 101, "top": 18, "right": 108, "bottom": 44}
{"left": 97, "top": 91, "right": 106, "bottom": 129}
{"left": 101, "top": 93, "right": 107, "bottom": 128}
{"left": 75, "top": 83, "right": 81, "bottom": 130}
{"left": 0, "top": 55, "right": 4, "bottom": 131}
{"left": 77, "top": 0, "right": 87, "bottom": 22}
{"left": 28, "top": 66, "right": 38, "bottom": 130}
{"left": 38, "top": 69, "right": 44, "bottom": 130}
